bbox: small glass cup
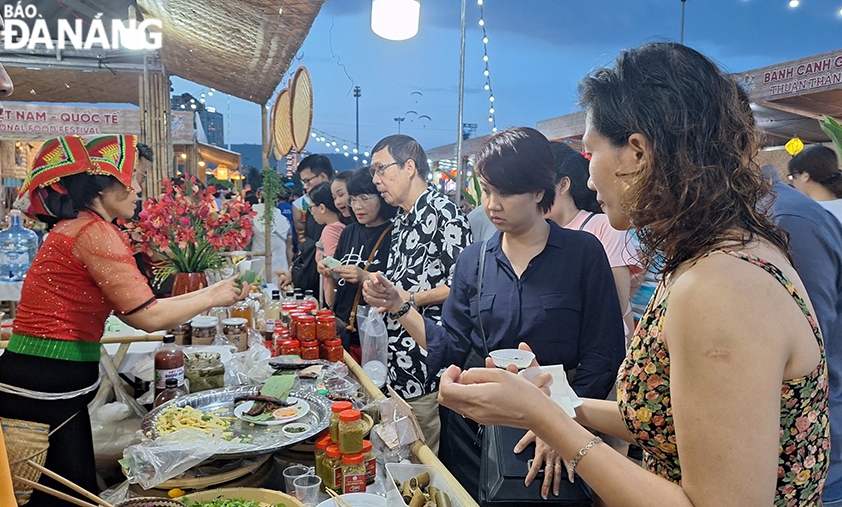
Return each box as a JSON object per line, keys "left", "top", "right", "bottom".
{"left": 294, "top": 474, "right": 322, "bottom": 507}
{"left": 283, "top": 464, "right": 313, "bottom": 494}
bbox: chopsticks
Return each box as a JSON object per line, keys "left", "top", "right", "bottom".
{"left": 325, "top": 487, "right": 354, "bottom": 507}
{"left": 13, "top": 476, "right": 99, "bottom": 507}
{"left": 20, "top": 460, "right": 115, "bottom": 507}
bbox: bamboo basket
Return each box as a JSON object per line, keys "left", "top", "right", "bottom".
{"left": 1, "top": 417, "right": 49, "bottom": 506}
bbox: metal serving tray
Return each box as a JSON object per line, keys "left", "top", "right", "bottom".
{"left": 140, "top": 386, "right": 331, "bottom": 459}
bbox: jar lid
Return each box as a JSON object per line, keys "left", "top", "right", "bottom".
{"left": 325, "top": 339, "right": 342, "bottom": 346}
{"left": 301, "top": 340, "right": 318, "bottom": 347}
{"left": 342, "top": 453, "right": 365, "bottom": 465}
{"left": 282, "top": 302, "right": 298, "bottom": 309}
{"left": 315, "top": 435, "right": 332, "bottom": 450}
{"left": 222, "top": 318, "right": 248, "bottom": 326}
{"left": 326, "top": 444, "right": 341, "bottom": 458}
{"left": 191, "top": 316, "right": 218, "bottom": 328}
{"left": 283, "top": 340, "right": 301, "bottom": 347}
{"left": 316, "top": 309, "right": 332, "bottom": 317}
{"left": 331, "top": 401, "right": 353, "bottom": 413}
{"left": 317, "top": 315, "right": 335, "bottom": 322}
{"left": 362, "top": 440, "right": 372, "bottom": 452}
{"left": 339, "top": 409, "right": 361, "bottom": 422}
{"left": 299, "top": 315, "right": 315, "bottom": 323}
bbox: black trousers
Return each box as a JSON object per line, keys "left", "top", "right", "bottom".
{"left": 0, "top": 351, "right": 99, "bottom": 507}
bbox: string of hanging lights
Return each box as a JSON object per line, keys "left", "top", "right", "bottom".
{"left": 477, "top": 0, "right": 497, "bottom": 134}
{"left": 310, "top": 128, "right": 371, "bottom": 164}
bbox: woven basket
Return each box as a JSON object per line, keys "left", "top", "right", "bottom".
{"left": 115, "top": 499, "right": 185, "bottom": 507}
{"left": 2, "top": 417, "right": 50, "bottom": 506}
{"left": 290, "top": 67, "right": 313, "bottom": 153}
{"left": 273, "top": 88, "right": 293, "bottom": 158}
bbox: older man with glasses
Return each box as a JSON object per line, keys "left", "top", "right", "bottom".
{"left": 362, "top": 135, "right": 471, "bottom": 454}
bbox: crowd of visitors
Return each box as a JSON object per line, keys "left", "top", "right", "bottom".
{"left": 3, "top": 38, "right": 842, "bottom": 506}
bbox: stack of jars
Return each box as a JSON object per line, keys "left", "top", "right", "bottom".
{"left": 272, "top": 298, "right": 342, "bottom": 362}
{"left": 314, "top": 402, "right": 375, "bottom": 493}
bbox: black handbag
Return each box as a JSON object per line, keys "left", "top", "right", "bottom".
{"left": 479, "top": 425, "right": 593, "bottom": 506}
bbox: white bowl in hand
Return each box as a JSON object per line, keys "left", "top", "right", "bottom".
{"left": 489, "top": 349, "right": 535, "bottom": 370}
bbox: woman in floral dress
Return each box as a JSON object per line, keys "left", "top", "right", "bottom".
{"left": 437, "top": 43, "right": 829, "bottom": 506}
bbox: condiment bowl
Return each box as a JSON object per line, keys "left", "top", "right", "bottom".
{"left": 489, "top": 349, "right": 535, "bottom": 370}
{"left": 283, "top": 423, "right": 312, "bottom": 438}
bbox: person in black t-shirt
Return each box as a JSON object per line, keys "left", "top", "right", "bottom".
{"left": 317, "top": 167, "right": 397, "bottom": 362}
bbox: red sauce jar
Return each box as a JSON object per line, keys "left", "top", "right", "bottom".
{"left": 301, "top": 340, "right": 320, "bottom": 360}
{"left": 298, "top": 315, "right": 316, "bottom": 342}
{"left": 316, "top": 309, "right": 332, "bottom": 318}
{"left": 317, "top": 315, "right": 337, "bottom": 342}
{"left": 322, "top": 339, "right": 344, "bottom": 363}
{"left": 280, "top": 339, "right": 302, "bottom": 357}
{"left": 300, "top": 301, "right": 317, "bottom": 315}
{"left": 289, "top": 311, "right": 306, "bottom": 340}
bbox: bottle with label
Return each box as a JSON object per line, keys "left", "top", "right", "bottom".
{"left": 0, "top": 210, "right": 39, "bottom": 282}
{"left": 155, "top": 334, "right": 185, "bottom": 398}
{"left": 294, "top": 289, "right": 304, "bottom": 307}
{"left": 154, "top": 378, "right": 187, "bottom": 407}
{"left": 266, "top": 290, "right": 281, "bottom": 321}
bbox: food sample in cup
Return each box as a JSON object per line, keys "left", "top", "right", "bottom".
{"left": 282, "top": 422, "right": 311, "bottom": 438}
{"left": 489, "top": 349, "right": 535, "bottom": 370}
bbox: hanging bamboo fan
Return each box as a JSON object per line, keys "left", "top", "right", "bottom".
{"left": 273, "top": 88, "right": 293, "bottom": 158}
{"left": 290, "top": 66, "right": 313, "bottom": 152}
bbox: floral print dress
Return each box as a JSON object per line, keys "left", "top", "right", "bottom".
{"left": 617, "top": 249, "right": 830, "bottom": 506}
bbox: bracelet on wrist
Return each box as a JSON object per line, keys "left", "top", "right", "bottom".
{"left": 567, "top": 436, "right": 602, "bottom": 476}
{"left": 390, "top": 301, "right": 412, "bottom": 319}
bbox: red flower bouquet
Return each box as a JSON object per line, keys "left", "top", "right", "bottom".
{"left": 121, "top": 177, "right": 255, "bottom": 285}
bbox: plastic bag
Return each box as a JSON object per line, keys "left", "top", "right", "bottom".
{"left": 223, "top": 332, "right": 273, "bottom": 386}
{"left": 121, "top": 429, "right": 235, "bottom": 489}
{"left": 358, "top": 306, "right": 388, "bottom": 387}
{"left": 89, "top": 352, "right": 147, "bottom": 468}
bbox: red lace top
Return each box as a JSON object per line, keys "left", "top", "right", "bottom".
{"left": 14, "top": 211, "right": 156, "bottom": 342}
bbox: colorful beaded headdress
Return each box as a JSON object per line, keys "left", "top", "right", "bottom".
{"left": 83, "top": 135, "right": 138, "bottom": 189}
{"left": 14, "top": 135, "right": 93, "bottom": 218}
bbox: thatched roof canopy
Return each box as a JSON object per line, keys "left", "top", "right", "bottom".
{"left": 140, "top": 0, "right": 325, "bottom": 104}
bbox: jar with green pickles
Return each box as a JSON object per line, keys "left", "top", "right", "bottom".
{"left": 314, "top": 435, "right": 331, "bottom": 486}
{"left": 338, "top": 409, "right": 364, "bottom": 455}
{"left": 324, "top": 444, "right": 343, "bottom": 491}
{"left": 330, "top": 401, "right": 352, "bottom": 444}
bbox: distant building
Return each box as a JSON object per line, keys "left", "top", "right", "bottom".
{"left": 171, "top": 92, "right": 225, "bottom": 147}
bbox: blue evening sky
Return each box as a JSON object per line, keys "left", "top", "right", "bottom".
{"left": 172, "top": 0, "right": 842, "bottom": 153}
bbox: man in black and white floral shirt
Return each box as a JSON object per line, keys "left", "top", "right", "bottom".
{"left": 363, "top": 135, "right": 471, "bottom": 454}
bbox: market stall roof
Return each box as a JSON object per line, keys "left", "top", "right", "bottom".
{"left": 0, "top": 0, "right": 326, "bottom": 106}
{"left": 174, "top": 142, "right": 242, "bottom": 169}
{"left": 139, "top": 0, "right": 326, "bottom": 104}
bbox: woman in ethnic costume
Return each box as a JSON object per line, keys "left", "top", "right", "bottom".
{"left": 437, "top": 43, "right": 829, "bottom": 506}
{"left": 0, "top": 135, "right": 250, "bottom": 507}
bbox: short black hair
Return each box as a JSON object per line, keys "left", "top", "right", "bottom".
{"left": 297, "top": 154, "right": 334, "bottom": 179}
{"left": 475, "top": 127, "right": 557, "bottom": 213}
{"left": 137, "top": 143, "right": 154, "bottom": 162}
{"left": 549, "top": 142, "right": 601, "bottom": 214}
{"left": 371, "top": 135, "right": 430, "bottom": 178}
{"left": 309, "top": 181, "right": 340, "bottom": 215}
{"left": 39, "top": 172, "right": 118, "bottom": 228}
{"left": 346, "top": 167, "right": 398, "bottom": 221}
{"left": 789, "top": 145, "right": 842, "bottom": 197}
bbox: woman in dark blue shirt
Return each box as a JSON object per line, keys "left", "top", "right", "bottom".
{"left": 363, "top": 126, "right": 625, "bottom": 498}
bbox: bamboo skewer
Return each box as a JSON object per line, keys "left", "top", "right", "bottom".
{"left": 25, "top": 460, "right": 114, "bottom": 507}
{"left": 14, "top": 476, "right": 99, "bottom": 507}
{"left": 325, "top": 487, "right": 354, "bottom": 507}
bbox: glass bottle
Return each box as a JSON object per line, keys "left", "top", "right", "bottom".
{"left": 155, "top": 334, "right": 184, "bottom": 398}
{"left": 154, "top": 377, "right": 187, "bottom": 407}
{"left": 0, "top": 210, "right": 39, "bottom": 282}
{"left": 266, "top": 290, "right": 281, "bottom": 321}
{"left": 304, "top": 289, "right": 319, "bottom": 311}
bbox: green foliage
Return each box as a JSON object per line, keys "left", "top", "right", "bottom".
{"left": 261, "top": 167, "right": 288, "bottom": 229}
{"left": 207, "top": 177, "right": 233, "bottom": 189}
{"left": 819, "top": 116, "right": 842, "bottom": 161}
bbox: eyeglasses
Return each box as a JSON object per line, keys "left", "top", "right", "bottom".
{"left": 348, "top": 194, "right": 377, "bottom": 206}
{"left": 301, "top": 174, "right": 320, "bottom": 186}
{"left": 787, "top": 171, "right": 800, "bottom": 181}
{"left": 369, "top": 162, "right": 399, "bottom": 177}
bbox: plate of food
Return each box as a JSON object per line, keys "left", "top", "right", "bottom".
{"left": 233, "top": 395, "right": 310, "bottom": 425}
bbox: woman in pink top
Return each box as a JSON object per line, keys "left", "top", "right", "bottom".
{"left": 309, "top": 182, "right": 347, "bottom": 296}
{"left": 546, "top": 142, "right": 642, "bottom": 342}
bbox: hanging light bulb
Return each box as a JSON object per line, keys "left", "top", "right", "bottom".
{"left": 484, "top": 70, "right": 489, "bottom": 76}
{"left": 371, "top": 0, "right": 420, "bottom": 41}
{"left": 489, "top": 96, "right": 494, "bottom": 102}
{"left": 789, "top": 0, "right": 799, "bottom": 6}
{"left": 489, "top": 107, "right": 494, "bottom": 114}
{"left": 478, "top": 19, "right": 484, "bottom": 26}
{"left": 483, "top": 36, "right": 488, "bottom": 44}
{"left": 484, "top": 84, "right": 490, "bottom": 90}
{"left": 483, "top": 55, "right": 488, "bottom": 62}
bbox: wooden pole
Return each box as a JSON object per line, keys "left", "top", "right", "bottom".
{"left": 261, "top": 104, "right": 272, "bottom": 275}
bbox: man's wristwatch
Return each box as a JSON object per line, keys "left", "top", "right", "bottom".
{"left": 390, "top": 301, "right": 412, "bottom": 319}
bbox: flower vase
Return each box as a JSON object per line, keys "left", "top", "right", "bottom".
{"left": 172, "top": 272, "right": 208, "bottom": 297}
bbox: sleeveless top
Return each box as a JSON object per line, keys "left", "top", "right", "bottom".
{"left": 617, "top": 248, "right": 830, "bottom": 506}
